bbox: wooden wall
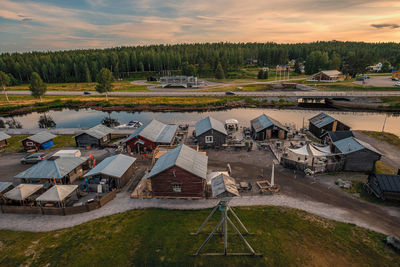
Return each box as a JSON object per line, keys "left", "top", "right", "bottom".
{"left": 197, "top": 129, "right": 226, "bottom": 148}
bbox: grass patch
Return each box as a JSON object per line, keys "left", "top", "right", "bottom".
{"left": 361, "top": 131, "right": 400, "bottom": 149}
{"left": 0, "top": 206, "right": 399, "bottom": 266}
{"left": 3, "top": 135, "right": 76, "bottom": 152}
{"left": 376, "top": 160, "right": 397, "bottom": 174}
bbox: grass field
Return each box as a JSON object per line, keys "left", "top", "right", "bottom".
{"left": 0, "top": 206, "right": 399, "bottom": 267}
{"left": 3, "top": 135, "right": 76, "bottom": 152}
{"left": 361, "top": 131, "right": 400, "bottom": 149}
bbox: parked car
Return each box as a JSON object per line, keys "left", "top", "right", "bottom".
{"left": 83, "top": 91, "right": 91, "bottom": 95}
{"left": 225, "top": 91, "right": 236, "bottom": 95}
{"left": 395, "top": 82, "right": 400, "bottom": 87}
{"left": 391, "top": 78, "right": 399, "bottom": 81}
{"left": 20, "top": 153, "right": 47, "bottom": 164}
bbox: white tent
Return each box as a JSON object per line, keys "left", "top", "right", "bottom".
{"left": 36, "top": 185, "right": 78, "bottom": 203}
{"left": 4, "top": 184, "right": 43, "bottom": 201}
{"left": 288, "top": 143, "right": 331, "bottom": 157}
{"left": 225, "top": 119, "right": 239, "bottom": 130}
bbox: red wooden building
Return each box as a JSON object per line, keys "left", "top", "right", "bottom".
{"left": 22, "top": 132, "right": 57, "bottom": 151}
{"left": 144, "top": 144, "right": 208, "bottom": 198}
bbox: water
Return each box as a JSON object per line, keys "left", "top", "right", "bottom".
{"left": 5, "top": 108, "right": 400, "bottom": 136}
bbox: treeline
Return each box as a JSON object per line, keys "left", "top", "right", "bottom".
{"left": 1, "top": 41, "right": 400, "bottom": 84}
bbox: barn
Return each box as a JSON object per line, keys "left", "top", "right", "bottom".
{"left": 308, "top": 70, "right": 345, "bottom": 82}
{"left": 195, "top": 116, "right": 227, "bottom": 148}
{"left": 0, "top": 132, "right": 11, "bottom": 148}
{"left": 366, "top": 173, "right": 400, "bottom": 201}
{"left": 84, "top": 154, "right": 136, "bottom": 189}
{"left": 145, "top": 144, "right": 208, "bottom": 198}
{"left": 309, "top": 113, "right": 350, "bottom": 138}
{"left": 122, "top": 119, "right": 178, "bottom": 153}
{"left": 22, "top": 131, "right": 57, "bottom": 151}
{"left": 251, "top": 114, "right": 288, "bottom": 141}
{"left": 332, "top": 137, "right": 381, "bottom": 172}
{"left": 75, "top": 124, "right": 112, "bottom": 148}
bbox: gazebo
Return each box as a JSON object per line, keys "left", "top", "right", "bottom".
{"left": 225, "top": 119, "right": 239, "bottom": 131}
{"left": 36, "top": 185, "right": 79, "bottom": 207}
{"left": 4, "top": 184, "right": 43, "bottom": 204}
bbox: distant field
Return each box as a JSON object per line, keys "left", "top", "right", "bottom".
{"left": 0, "top": 206, "right": 398, "bottom": 266}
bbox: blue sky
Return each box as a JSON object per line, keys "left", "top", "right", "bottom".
{"left": 0, "top": 0, "right": 399, "bottom": 52}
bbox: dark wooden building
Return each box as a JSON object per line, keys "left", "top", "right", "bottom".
{"left": 75, "top": 124, "right": 112, "bottom": 148}
{"left": 309, "top": 113, "right": 350, "bottom": 139}
{"left": 0, "top": 132, "right": 11, "bottom": 149}
{"left": 84, "top": 154, "right": 136, "bottom": 189}
{"left": 366, "top": 173, "right": 400, "bottom": 201}
{"left": 251, "top": 114, "right": 288, "bottom": 141}
{"left": 195, "top": 116, "right": 227, "bottom": 148}
{"left": 123, "top": 119, "right": 178, "bottom": 153}
{"left": 308, "top": 70, "right": 344, "bottom": 82}
{"left": 145, "top": 144, "right": 208, "bottom": 198}
{"left": 22, "top": 131, "right": 57, "bottom": 151}
{"left": 332, "top": 137, "right": 381, "bottom": 172}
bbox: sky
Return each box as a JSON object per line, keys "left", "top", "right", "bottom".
{"left": 0, "top": 0, "right": 399, "bottom": 53}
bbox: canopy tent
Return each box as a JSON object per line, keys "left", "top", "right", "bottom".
{"left": 4, "top": 184, "right": 43, "bottom": 201}
{"left": 36, "top": 185, "right": 78, "bottom": 206}
{"left": 288, "top": 143, "right": 332, "bottom": 158}
{"left": 225, "top": 119, "right": 239, "bottom": 130}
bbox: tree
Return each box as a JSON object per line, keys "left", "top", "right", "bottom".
{"left": 96, "top": 68, "right": 114, "bottom": 101}
{"left": 215, "top": 63, "right": 225, "bottom": 79}
{"left": 257, "top": 69, "right": 264, "bottom": 79}
{"left": 263, "top": 70, "right": 269, "bottom": 79}
{"left": 381, "top": 61, "right": 391, "bottom": 73}
{"left": 6, "top": 118, "right": 22, "bottom": 129}
{"left": 29, "top": 72, "right": 46, "bottom": 102}
{"left": 0, "top": 71, "right": 10, "bottom": 102}
{"left": 38, "top": 114, "right": 56, "bottom": 128}
{"left": 0, "top": 119, "right": 5, "bottom": 128}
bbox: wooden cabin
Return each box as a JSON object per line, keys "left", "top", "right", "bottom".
{"left": 75, "top": 124, "right": 112, "bottom": 148}
{"left": 211, "top": 174, "right": 240, "bottom": 198}
{"left": 323, "top": 131, "right": 354, "bottom": 150}
{"left": 0, "top": 132, "right": 11, "bottom": 149}
{"left": 366, "top": 173, "right": 400, "bottom": 201}
{"left": 122, "top": 119, "right": 178, "bottom": 153}
{"left": 22, "top": 132, "right": 57, "bottom": 151}
{"left": 145, "top": 144, "right": 208, "bottom": 198}
{"left": 308, "top": 70, "right": 345, "bottom": 82}
{"left": 251, "top": 114, "right": 288, "bottom": 141}
{"left": 309, "top": 113, "right": 350, "bottom": 139}
{"left": 195, "top": 116, "right": 227, "bottom": 148}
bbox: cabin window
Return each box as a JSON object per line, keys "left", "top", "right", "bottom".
{"left": 205, "top": 136, "right": 213, "bottom": 143}
{"left": 172, "top": 183, "right": 182, "bottom": 192}
{"left": 26, "top": 141, "right": 34, "bottom": 146}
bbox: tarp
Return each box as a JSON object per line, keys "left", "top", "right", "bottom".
{"left": 40, "top": 140, "right": 54, "bottom": 150}
{"left": 288, "top": 145, "right": 309, "bottom": 156}
{"left": 288, "top": 143, "right": 331, "bottom": 157}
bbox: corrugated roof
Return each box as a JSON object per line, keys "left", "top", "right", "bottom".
{"left": 144, "top": 144, "right": 208, "bottom": 179}
{"left": 36, "top": 185, "right": 78, "bottom": 202}
{"left": 195, "top": 116, "right": 227, "bottom": 137}
{"left": 78, "top": 124, "right": 112, "bottom": 139}
{"left": 333, "top": 137, "right": 381, "bottom": 155}
{"left": 211, "top": 174, "right": 240, "bottom": 198}
{"left": 251, "top": 114, "right": 287, "bottom": 133}
{"left": 309, "top": 113, "right": 336, "bottom": 128}
{"left": 326, "top": 131, "right": 354, "bottom": 142}
{"left": 0, "top": 182, "right": 13, "bottom": 193}
{"left": 321, "top": 70, "right": 342, "bottom": 77}
{"left": 123, "top": 119, "right": 178, "bottom": 144}
{"left": 374, "top": 174, "right": 400, "bottom": 193}
{"left": 4, "top": 184, "right": 43, "bottom": 201}
{"left": 14, "top": 157, "right": 88, "bottom": 180}
{"left": 25, "top": 131, "right": 57, "bottom": 144}
{"left": 84, "top": 154, "right": 136, "bottom": 179}
{"left": 0, "top": 132, "right": 11, "bottom": 141}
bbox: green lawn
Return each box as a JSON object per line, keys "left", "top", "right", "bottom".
{"left": 4, "top": 135, "right": 76, "bottom": 152}
{"left": 361, "top": 131, "right": 400, "bottom": 149}
{"left": 0, "top": 206, "right": 399, "bottom": 267}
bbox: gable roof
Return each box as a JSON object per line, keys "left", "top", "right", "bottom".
{"left": 372, "top": 174, "right": 400, "bottom": 193}
{"left": 320, "top": 70, "right": 342, "bottom": 77}
{"left": 211, "top": 174, "right": 240, "bottom": 198}
{"left": 77, "top": 124, "right": 112, "bottom": 139}
{"left": 326, "top": 131, "right": 354, "bottom": 142}
{"left": 36, "top": 185, "right": 78, "bottom": 202}
{"left": 123, "top": 119, "right": 178, "bottom": 144}
{"left": 195, "top": 116, "right": 227, "bottom": 137}
{"left": 84, "top": 154, "right": 136, "bottom": 179}
{"left": 0, "top": 132, "right": 11, "bottom": 141}
{"left": 309, "top": 113, "right": 336, "bottom": 128}
{"left": 25, "top": 131, "right": 57, "bottom": 144}
{"left": 0, "top": 182, "right": 13, "bottom": 193}
{"left": 251, "top": 114, "right": 287, "bottom": 133}
{"left": 144, "top": 144, "right": 208, "bottom": 179}
{"left": 4, "top": 184, "right": 43, "bottom": 201}
{"left": 333, "top": 137, "right": 381, "bottom": 155}
{"left": 14, "top": 157, "right": 88, "bottom": 180}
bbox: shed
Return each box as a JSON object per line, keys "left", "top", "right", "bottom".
{"left": 122, "top": 119, "right": 178, "bottom": 153}
{"left": 308, "top": 113, "right": 350, "bottom": 138}
{"left": 366, "top": 174, "right": 400, "bottom": 201}
{"left": 333, "top": 137, "right": 381, "bottom": 172}
{"left": 84, "top": 154, "right": 137, "bottom": 189}
{"left": 22, "top": 131, "right": 57, "bottom": 151}
{"left": 0, "top": 132, "right": 11, "bottom": 148}
{"left": 211, "top": 174, "right": 240, "bottom": 198}
{"left": 75, "top": 124, "right": 113, "bottom": 147}
{"left": 4, "top": 184, "right": 43, "bottom": 202}
{"left": 251, "top": 114, "right": 288, "bottom": 140}
{"left": 145, "top": 144, "right": 208, "bottom": 198}
{"left": 14, "top": 156, "right": 90, "bottom": 184}
{"left": 36, "top": 185, "right": 78, "bottom": 207}
{"left": 195, "top": 116, "right": 227, "bottom": 148}
{"left": 308, "top": 70, "right": 344, "bottom": 82}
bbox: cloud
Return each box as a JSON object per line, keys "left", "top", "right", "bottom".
{"left": 371, "top": 23, "right": 400, "bottom": 29}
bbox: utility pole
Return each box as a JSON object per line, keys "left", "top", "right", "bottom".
{"left": 382, "top": 114, "right": 388, "bottom": 132}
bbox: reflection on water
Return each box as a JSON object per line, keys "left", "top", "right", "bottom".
{"left": 6, "top": 108, "right": 400, "bottom": 136}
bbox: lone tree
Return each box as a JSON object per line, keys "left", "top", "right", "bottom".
{"left": 257, "top": 69, "right": 264, "bottom": 79}
{"left": 29, "top": 72, "right": 47, "bottom": 102}
{"left": 96, "top": 68, "right": 114, "bottom": 101}
{"left": 0, "top": 71, "right": 10, "bottom": 102}
{"left": 215, "top": 63, "right": 225, "bottom": 79}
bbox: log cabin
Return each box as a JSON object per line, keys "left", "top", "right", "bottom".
{"left": 75, "top": 124, "right": 112, "bottom": 148}
{"left": 251, "top": 114, "right": 288, "bottom": 141}
{"left": 195, "top": 116, "right": 227, "bottom": 148}
{"left": 309, "top": 113, "right": 350, "bottom": 139}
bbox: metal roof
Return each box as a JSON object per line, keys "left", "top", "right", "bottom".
{"left": 211, "top": 174, "right": 240, "bottom": 198}
{"left": 195, "top": 116, "right": 227, "bottom": 137}
{"left": 14, "top": 157, "right": 88, "bottom": 180}
{"left": 333, "top": 137, "right": 381, "bottom": 155}
{"left": 36, "top": 185, "right": 78, "bottom": 202}
{"left": 320, "top": 70, "right": 342, "bottom": 77}
{"left": 144, "top": 144, "right": 208, "bottom": 179}
{"left": 373, "top": 174, "right": 400, "bottom": 193}
{"left": 4, "top": 184, "right": 43, "bottom": 201}
{"left": 326, "top": 131, "right": 354, "bottom": 142}
{"left": 250, "top": 114, "right": 287, "bottom": 133}
{"left": 0, "top": 132, "right": 11, "bottom": 141}
{"left": 123, "top": 119, "right": 178, "bottom": 144}
{"left": 84, "top": 154, "right": 136, "bottom": 179}
{"left": 78, "top": 124, "right": 112, "bottom": 139}
{"left": 308, "top": 113, "right": 336, "bottom": 128}
{"left": 25, "top": 131, "right": 57, "bottom": 144}
{"left": 0, "top": 182, "right": 13, "bottom": 193}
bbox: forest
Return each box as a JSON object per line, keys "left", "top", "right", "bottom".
{"left": 1, "top": 41, "right": 400, "bottom": 84}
